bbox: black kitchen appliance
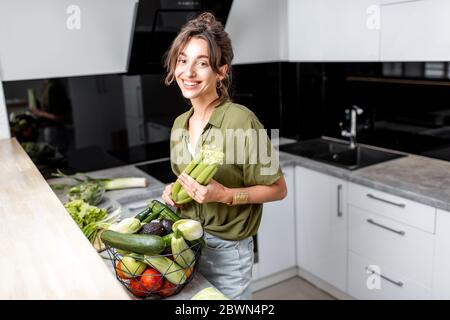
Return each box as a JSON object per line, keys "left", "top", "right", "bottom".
{"left": 126, "top": 0, "right": 233, "bottom": 75}
{"left": 135, "top": 159, "right": 175, "bottom": 183}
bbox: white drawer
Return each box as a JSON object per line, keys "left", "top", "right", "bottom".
{"left": 349, "top": 205, "right": 434, "bottom": 287}
{"left": 348, "top": 183, "right": 436, "bottom": 233}
{"left": 348, "top": 252, "right": 432, "bottom": 300}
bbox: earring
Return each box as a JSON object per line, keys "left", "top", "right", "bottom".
{"left": 217, "top": 80, "right": 223, "bottom": 89}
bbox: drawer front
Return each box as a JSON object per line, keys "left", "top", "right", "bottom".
{"left": 348, "top": 183, "right": 436, "bottom": 233}
{"left": 348, "top": 252, "right": 432, "bottom": 300}
{"left": 349, "top": 205, "right": 434, "bottom": 287}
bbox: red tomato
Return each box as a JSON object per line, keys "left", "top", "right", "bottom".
{"left": 158, "top": 280, "right": 178, "bottom": 298}
{"left": 129, "top": 278, "right": 147, "bottom": 298}
{"left": 140, "top": 268, "right": 164, "bottom": 293}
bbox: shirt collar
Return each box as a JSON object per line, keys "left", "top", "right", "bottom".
{"left": 181, "top": 100, "right": 231, "bottom": 129}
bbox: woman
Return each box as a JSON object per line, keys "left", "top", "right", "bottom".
{"left": 161, "top": 12, "right": 287, "bottom": 300}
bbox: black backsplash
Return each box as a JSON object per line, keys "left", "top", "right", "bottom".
{"left": 320, "top": 62, "right": 450, "bottom": 161}
{"left": 232, "top": 61, "right": 450, "bottom": 162}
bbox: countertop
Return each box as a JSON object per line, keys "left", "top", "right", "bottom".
{"left": 0, "top": 138, "right": 130, "bottom": 299}
{"left": 277, "top": 144, "right": 450, "bottom": 212}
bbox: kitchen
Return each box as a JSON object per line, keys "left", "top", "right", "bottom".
{"left": 2, "top": 0, "right": 450, "bottom": 301}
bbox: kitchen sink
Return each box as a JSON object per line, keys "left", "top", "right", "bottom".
{"left": 279, "top": 138, "right": 406, "bottom": 170}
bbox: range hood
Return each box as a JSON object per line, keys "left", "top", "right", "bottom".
{"left": 126, "top": 0, "right": 233, "bottom": 75}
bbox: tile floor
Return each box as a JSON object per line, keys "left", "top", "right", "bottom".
{"left": 252, "top": 276, "right": 336, "bottom": 300}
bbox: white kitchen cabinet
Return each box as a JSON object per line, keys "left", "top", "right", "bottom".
{"left": 257, "top": 166, "right": 296, "bottom": 279}
{"left": 0, "top": 0, "right": 137, "bottom": 81}
{"left": 432, "top": 209, "right": 450, "bottom": 299}
{"left": 348, "top": 251, "right": 432, "bottom": 299}
{"left": 225, "top": 0, "right": 288, "bottom": 64}
{"left": 295, "top": 166, "right": 347, "bottom": 292}
{"left": 288, "top": 0, "right": 380, "bottom": 61}
{"left": 380, "top": 0, "right": 450, "bottom": 61}
{"left": 347, "top": 182, "right": 435, "bottom": 299}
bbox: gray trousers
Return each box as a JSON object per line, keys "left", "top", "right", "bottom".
{"left": 199, "top": 232, "right": 254, "bottom": 300}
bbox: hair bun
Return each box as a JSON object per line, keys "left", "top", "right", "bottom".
{"left": 197, "top": 12, "right": 217, "bottom": 25}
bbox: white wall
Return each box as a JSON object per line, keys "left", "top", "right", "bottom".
{"left": 225, "top": 0, "right": 288, "bottom": 64}
{"left": 0, "top": 0, "right": 137, "bottom": 81}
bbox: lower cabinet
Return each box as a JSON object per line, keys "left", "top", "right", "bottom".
{"left": 432, "top": 209, "right": 450, "bottom": 299}
{"left": 347, "top": 182, "right": 436, "bottom": 299}
{"left": 257, "top": 163, "right": 448, "bottom": 300}
{"left": 295, "top": 166, "right": 347, "bottom": 292}
{"left": 256, "top": 166, "right": 296, "bottom": 280}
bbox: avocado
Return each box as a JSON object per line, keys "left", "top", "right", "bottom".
{"left": 139, "top": 220, "right": 165, "bottom": 236}
{"left": 160, "top": 218, "right": 174, "bottom": 234}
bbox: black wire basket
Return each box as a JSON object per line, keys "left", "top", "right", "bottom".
{"left": 105, "top": 241, "right": 202, "bottom": 299}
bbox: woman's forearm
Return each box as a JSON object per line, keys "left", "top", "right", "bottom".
{"left": 221, "top": 176, "right": 287, "bottom": 205}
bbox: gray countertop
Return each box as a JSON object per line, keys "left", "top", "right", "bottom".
{"left": 278, "top": 148, "right": 450, "bottom": 212}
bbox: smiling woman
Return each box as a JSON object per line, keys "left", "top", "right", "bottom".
{"left": 160, "top": 12, "right": 287, "bottom": 300}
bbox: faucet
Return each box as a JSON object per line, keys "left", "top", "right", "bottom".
{"left": 340, "top": 105, "right": 363, "bottom": 149}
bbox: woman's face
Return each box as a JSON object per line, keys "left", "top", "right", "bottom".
{"left": 175, "top": 37, "right": 226, "bottom": 104}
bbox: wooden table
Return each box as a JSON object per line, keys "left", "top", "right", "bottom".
{"left": 0, "top": 138, "right": 130, "bottom": 299}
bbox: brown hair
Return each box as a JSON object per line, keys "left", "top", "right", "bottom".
{"left": 164, "top": 12, "right": 234, "bottom": 107}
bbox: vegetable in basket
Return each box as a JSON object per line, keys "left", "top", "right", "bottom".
{"left": 171, "top": 229, "right": 196, "bottom": 269}
{"left": 172, "top": 219, "right": 203, "bottom": 241}
{"left": 51, "top": 169, "right": 147, "bottom": 205}
{"left": 115, "top": 256, "right": 147, "bottom": 279}
{"left": 101, "top": 230, "right": 166, "bottom": 255}
{"left": 141, "top": 255, "right": 187, "bottom": 285}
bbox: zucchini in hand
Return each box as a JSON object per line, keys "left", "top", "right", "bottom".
{"left": 171, "top": 145, "right": 224, "bottom": 204}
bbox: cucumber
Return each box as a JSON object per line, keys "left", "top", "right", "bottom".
{"left": 101, "top": 230, "right": 165, "bottom": 255}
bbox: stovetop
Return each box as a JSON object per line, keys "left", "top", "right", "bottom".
{"left": 135, "top": 159, "right": 175, "bottom": 184}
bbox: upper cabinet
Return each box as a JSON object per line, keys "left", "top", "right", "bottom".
{"left": 0, "top": 0, "right": 137, "bottom": 81}
{"left": 226, "top": 0, "right": 288, "bottom": 64}
{"left": 288, "top": 0, "right": 381, "bottom": 61}
{"left": 380, "top": 0, "right": 450, "bottom": 61}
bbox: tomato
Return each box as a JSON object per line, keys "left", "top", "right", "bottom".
{"left": 140, "top": 268, "right": 164, "bottom": 293}
{"left": 129, "top": 278, "right": 147, "bottom": 298}
{"left": 158, "top": 280, "right": 178, "bottom": 298}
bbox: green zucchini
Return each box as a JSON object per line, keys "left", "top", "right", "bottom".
{"left": 162, "top": 233, "right": 175, "bottom": 248}
{"left": 101, "top": 230, "right": 165, "bottom": 255}
{"left": 134, "top": 206, "right": 152, "bottom": 222}
{"left": 150, "top": 200, "right": 180, "bottom": 222}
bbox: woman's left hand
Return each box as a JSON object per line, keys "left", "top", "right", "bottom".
{"left": 177, "top": 172, "right": 229, "bottom": 204}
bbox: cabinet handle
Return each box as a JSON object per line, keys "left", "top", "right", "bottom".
{"left": 366, "top": 267, "right": 404, "bottom": 288}
{"left": 337, "top": 184, "right": 343, "bottom": 217}
{"left": 366, "top": 193, "right": 406, "bottom": 208}
{"left": 367, "top": 218, "right": 405, "bottom": 236}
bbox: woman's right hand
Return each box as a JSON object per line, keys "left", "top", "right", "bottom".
{"left": 162, "top": 182, "right": 180, "bottom": 208}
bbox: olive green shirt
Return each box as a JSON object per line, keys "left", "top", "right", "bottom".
{"left": 170, "top": 100, "right": 283, "bottom": 241}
